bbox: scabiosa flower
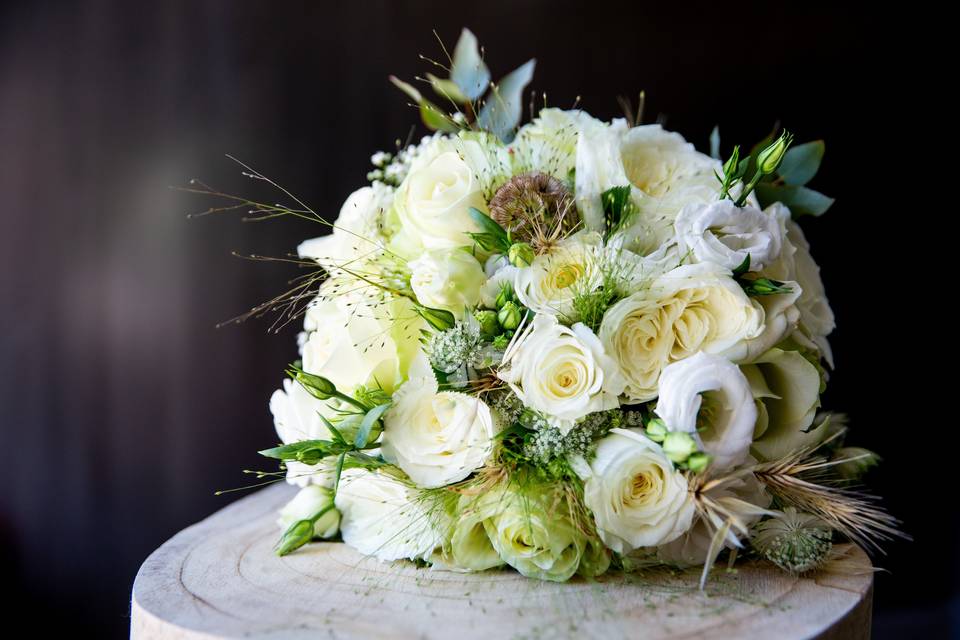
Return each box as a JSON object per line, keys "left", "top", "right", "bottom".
{"left": 752, "top": 507, "right": 833, "bottom": 574}
{"left": 488, "top": 171, "right": 579, "bottom": 253}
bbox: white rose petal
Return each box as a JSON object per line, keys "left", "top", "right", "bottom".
{"left": 409, "top": 249, "right": 485, "bottom": 315}
{"left": 269, "top": 378, "right": 339, "bottom": 487}
{"left": 335, "top": 469, "right": 447, "bottom": 562}
{"left": 381, "top": 355, "right": 500, "bottom": 488}
{"left": 513, "top": 230, "right": 603, "bottom": 319}
{"left": 599, "top": 262, "right": 763, "bottom": 402}
{"left": 298, "top": 183, "right": 393, "bottom": 272}
{"left": 498, "top": 314, "right": 624, "bottom": 432}
{"left": 655, "top": 352, "right": 757, "bottom": 471}
{"left": 579, "top": 428, "right": 695, "bottom": 553}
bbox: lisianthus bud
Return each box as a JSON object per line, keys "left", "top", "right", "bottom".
{"left": 498, "top": 302, "right": 522, "bottom": 330}
{"left": 686, "top": 452, "right": 712, "bottom": 473}
{"left": 645, "top": 418, "right": 667, "bottom": 443}
{"left": 508, "top": 242, "right": 535, "bottom": 268}
{"left": 495, "top": 282, "right": 514, "bottom": 309}
{"left": 662, "top": 431, "right": 697, "bottom": 463}
{"left": 757, "top": 131, "right": 794, "bottom": 175}
{"left": 474, "top": 309, "right": 499, "bottom": 338}
{"left": 722, "top": 145, "right": 741, "bottom": 177}
{"left": 295, "top": 371, "right": 337, "bottom": 400}
{"left": 415, "top": 304, "right": 456, "bottom": 331}
{"left": 275, "top": 519, "right": 315, "bottom": 556}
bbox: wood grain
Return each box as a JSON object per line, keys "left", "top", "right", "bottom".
{"left": 131, "top": 483, "right": 873, "bottom": 639}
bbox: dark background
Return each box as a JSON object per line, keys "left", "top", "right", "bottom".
{"left": 1, "top": 1, "right": 951, "bottom": 637}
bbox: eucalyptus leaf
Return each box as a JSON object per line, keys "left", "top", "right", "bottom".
{"left": 426, "top": 73, "right": 469, "bottom": 104}
{"left": 709, "top": 126, "right": 721, "bottom": 160}
{"left": 478, "top": 59, "right": 536, "bottom": 143}
{"left": 450, "top": 28, "right": 491, "bottom": 101}
{"left": 756, "top": 183, "right": 835, "bottom": 217}
{"left": 777, "top": 140, "right": 825, "bottom": 186}
{"left": 420, "top": 101, "right": 458, "bottom": 133}
{"left": 354, "top": 403, "right": 391, "bottom": 448}
{"left": 389, "top": 75, "right": 423, "bottom": 103}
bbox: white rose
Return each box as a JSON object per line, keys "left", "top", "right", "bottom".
{"left": 511, "top": 108, "right": 605, "bottom": 180}
{"left": 277, "top": 485, "right": 340, "bottom": 539}
{"left": 394, "top": 146, "right": 488, "bottom": 251}
{"left": 675, "top": 199, "right": 786, "bottom": 272}
{"left": 578, "top": 428, "right": 694, "bottom": 553}
{"left": 618, "top": 125, "right": 725, "bottom": 255}
{"left": 269, "top": 378, "right": 338, "bottom": 487}
{"left": 409, "top": 249, "right": 485, "bottom": 315}
{"left": 381, "top": 355, "right": 500, "bottom": 488}
{"left": 598, "top": 263, "right": 763, "bottom": 402}
{"left": 513, "top": 230, "right": 603, "bottom": 318}
{"left": 301, "top": 288, "right": 423, "bottom": 396}
{"left": 335, "top": 469, "right": 448, "bottom": 562}
{"left": 574, "top": 117, "right": 631, "bottom": 233}
{"left": 298, "top": 183, "right": 393, "bottom": 272}
{"left": 654, "top": 352, "right": 757, "bottom": 471}
{"left": 498, "top": 314, "right": 624, "bottom": 432}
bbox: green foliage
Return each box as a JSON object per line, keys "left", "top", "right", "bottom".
{"left": 449, "top": 29, "right": 490, "bottom": 101}
{"left": 465, "top": 206, "right": 510, "bottom": 253}
{"left": 477, "top": 59, "right": 536, "bottom": 143}
{"left": 755, "top": 183, "right": 834, "bottom": 217}
{"left": 777, "top": 140, "right": 825, "bottom": 186}
{"left": 600, "top": 185, "right": 636, "bottom": 239}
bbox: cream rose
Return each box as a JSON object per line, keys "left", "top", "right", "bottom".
{"left": 654, "top": 352, "right": 757, "bottom": 471}
{"left": 301, "top": 287, "right": 423, "bottom": 396}
{"left": 675, "top": 199, "right": 786, "bottom": 272}
{"left": 498, "top": 314, "right": 625, "bottom": 432}
{"left": 394, "top": 148, "right": 488, "bottom": 251}
{"left": 277, "top": 485, "right": 340, "bottom": 540}
{"left": 578, "top": 428, "right": 694, "bottom": 553}
{"left": 409, "top": 248, "right": 485, "bottom": 315}
{"left": 335, "top": 469, "right": 448, "bottom": 562}
{"left": 513, "top": 231, "right": 603, "bottom": 318}
{"left": 598, "top": 263, "right": 764, "bottom": 402}
{"left": 381, "top": 355, "right": 500, "bottom": 488}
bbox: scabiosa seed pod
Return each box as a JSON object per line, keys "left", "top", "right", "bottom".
{"left": 753, "top": 507, "right": 833, "bottom": 574}
{"left": 488, "top": 171, "right": 578, "bottom": 253}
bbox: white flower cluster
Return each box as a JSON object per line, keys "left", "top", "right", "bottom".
{"left": 261, "top": 48, "right": 856, "bottom": 582}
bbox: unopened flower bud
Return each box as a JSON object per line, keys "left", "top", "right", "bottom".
{"left": 662, "top": 431, "right": 697, "bottom": 464}
{"left": 296, "top": 371, "right": 337, "bottom": 400}
{"left": 474, "top": 309, "right": 499, "bottom": 338}
{"left": 495, "top": 282, "right": 514, "bottom": 309}
{"left": 508, "top": 242, "right": 535, "bottom": 268}
{"left": 645, "top": 418, "right": 668, "bottom": 443}
{"left": 497, "top": 302, "right": 522, "bottom": 330}
{"left": 686, "top": 452, "right": 712, "bottom": 473}
{"left": 275, "top": 519, "right": 315, "bottom": 556}
{"left": 416, "top": 305, "right": 456, "bottom": 331}
{"left": 722, "top": 145, "right": 741, "bottom": 177}
{"left": 757, "top": 131, "right": 794, "bottom": 175}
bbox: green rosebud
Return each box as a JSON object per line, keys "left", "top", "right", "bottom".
{"left": 662, "top": 431, "right": 697, "bottom": 464}
{"left": 507, "top": 242, "right": 535, "bottom": 268}
{"left": 275, "top": 518, "right": 315, "bottom": 556}
{"left": 686, "top": 452, "right": 712, "bottom": 473}
{"left": 497, "top": 302, "right": 522, "bottom": 330}
{"left": 756, "top": 130, "right": 794, "bottom": 175}
{"left": 645, "top": 418, "right": 668, "bottom": 443}
{"left": 495, "top": 282, "right": 514, "bottom": 309}
{"left": 474, "top": 309, "right": 499, "bottom": 338}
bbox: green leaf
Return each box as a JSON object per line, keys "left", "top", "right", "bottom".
{"left": 259, "top": 440, "right": 338, "bottom": 465}
{"left": 420, "top": 101, "right": 458, "bottom": 133}
{"left": 755, "top": 183, "right": 835, "bottom": 217}
{"left": 709, "top": 126, "right": 721, "bottom": 160}
{"left": 468, "top": 207, "right": 509, "bottom": 245}
{"left": 478, "top": 59, "right": 536, "bottom": 143}
{"left": 450, "top": 28, "right": 491, "bottom": 101}
{"left": 426, "top": 73, "right": 469, "bottom": 103}
{"left": 466, "top": 231, "right": 509, "bottom": 253}
{"left": 778, "top": 140, "right": 825, "bottom": 186}
{"left": 601, "top": 185, "right": 636, "bottom": 237}
{"left": 333, "top": 452, "right": 346, "bottom": 495}
{"left": 389, "top": 75, "right": 423, "bottom": 103}
{"left": 732, "top": 254, "right": 751, "bottom": 277}
{"left": 354, "top": 403, "right": 391, "bottom": 448}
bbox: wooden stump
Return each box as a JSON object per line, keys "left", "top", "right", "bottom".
{"left": 131, "top": 483, "right": 873, "bottom": 639}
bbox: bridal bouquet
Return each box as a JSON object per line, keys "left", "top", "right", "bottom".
{"left": 198, "top": 29, "right": 900, "bottom": 584}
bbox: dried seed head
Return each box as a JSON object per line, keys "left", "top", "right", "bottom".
{"left": 488, "top": 172, "right": 579, "bottom": 253}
